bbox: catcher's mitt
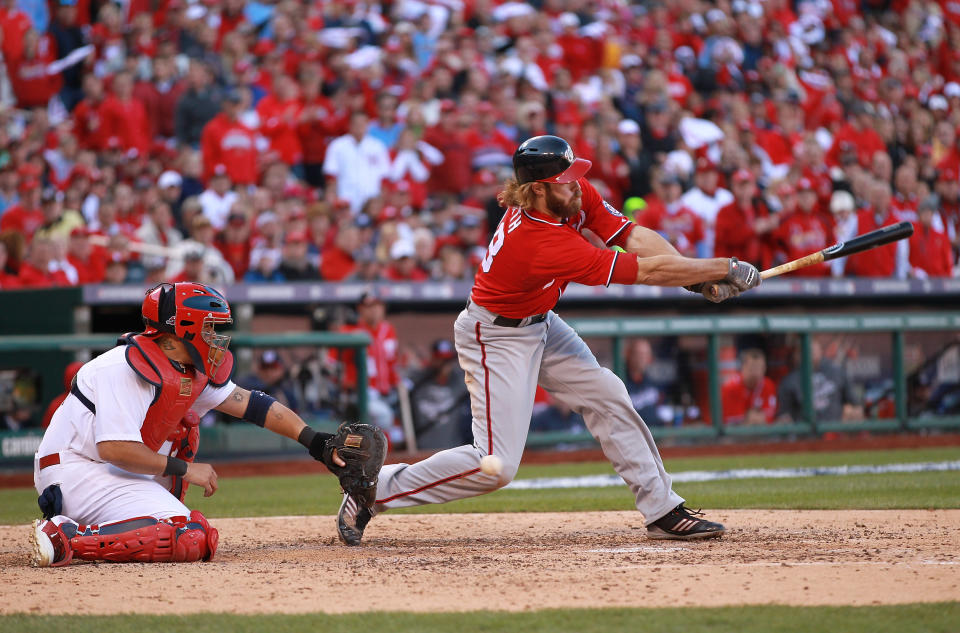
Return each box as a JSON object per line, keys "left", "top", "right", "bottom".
{"left": 321, "top": 423, "right": 387, "bottom": 507}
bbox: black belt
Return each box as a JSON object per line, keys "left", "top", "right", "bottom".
{"left": 467, "top": 300, "right": 547, "bottom": 328}
{"left": 493, "top": 313, "right": 547, "bottom": 327}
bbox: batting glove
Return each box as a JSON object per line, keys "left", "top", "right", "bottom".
{"left": 684, "top": 282, "right": 741, "bottom": 303}
{"left": 725, "top": 258, "right": 761, "bottom": 291}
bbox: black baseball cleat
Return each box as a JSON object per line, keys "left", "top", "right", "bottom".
{"left": 337, "top": 492, "right": 375, "bottom": 546}
{"left": 647, "top": 504, "right": 725, "bottom": 540}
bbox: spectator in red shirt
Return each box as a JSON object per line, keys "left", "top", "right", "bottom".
{"left": 0, "top": 179, "right": 44, "bottom": 239}
{"left": 134, "top": 55, "right": 186, "bottom": 140}
{"left": 6, "top": 28, "right": 61, "bottom": 109}
{"left": 257, "top": 74, "right": 303, "bottom": 168}
{"left": 637, "top": 172, "right": 704, "bottom": 258}
{"left": 73, "top": 74, "right": 110, "bottom": 151}
{"left": 17, "top": 235, "right": 71, "bottom": 288}
{"left": 714, "top": 169, "right": 780, "bottom": 270}
{"left": 333, "top": 289, "right": 401, "bottom": 436}
{"left": 320, "top": 223, "right": 360, "bottom": 281}
{"left": 200, "top": 91, "right": 258, "bottom": 185}
{"left": 422, "top": 101, "right": 472, "bottom": 197}
{"left": 722, "top": 348, "right": 778, "bottom": 425}
{"left": 909, "top": 196, "right": 954, "bottom": 278}
{"left": 845, "top": 180, "right": 905, "bottom": 278}
{"left": 775, "top": 178, "right": 832, "bottom": 277}
{"left": 102, "top": 71, "right": 151, "bottom": 157}
{"left": 827, "top": 102, "right": 886, "bottom": 168}
{"left": 383, "top": 239, "right": 429, "bottom": 281}
{"left": 66, "top": 226, "right": 107, "bottom": 284}
{"left": 296, "top": 68, "right": 348, "bottom": 185}
{"left": 216, "top": 210, "right": 251, "bottom": 279}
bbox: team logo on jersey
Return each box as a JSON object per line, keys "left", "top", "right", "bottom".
{"left": 179, "top": 377, "right": 192, "bottom": 396}
{"left": 603, "top": 201, "right": 624, "bottom": 217}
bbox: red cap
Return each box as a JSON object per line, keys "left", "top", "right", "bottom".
{"left": 473, "top": 169, "right": 497, "bottom": 186}
{"left": 439, "top": 99, "right": 457, "bottom": 113}
{"left": 732, "top": 168, "right": 754, "bottom": 184}
{"left": 70, "top": 226, "right": 91, "bottom": 237}
{"left": 796, "top": 177, "right": 814, "bottom": 191}
{"left": 285, "top": 230, "right": 308, "bottom": 244}
{"left": 18, "top": 179, "right": 40, "bottom": 193}
{"left": 696, "top": 156, "right": 717, "bottom": 171}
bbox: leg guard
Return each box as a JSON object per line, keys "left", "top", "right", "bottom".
{"left": 168, "top": 410, "right": 201, "bottom": 502}
{"left": 59, "top": 510, "right": 218, "bottom": 564}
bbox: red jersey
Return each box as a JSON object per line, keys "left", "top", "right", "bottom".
{"left": 257, "top": 94, "right": 304, "bottom": 165}
{"left": 319, "top": 246, "right": 356, "bottom": 281}
{"left": 334, "top": 321, "right": 399, "bottom": 395}
{"left": 471, "top": 179, "right": 638, "bottom": 318}
{"left": 845, "top": 211, "right": 904, "bottom": 277}
{"left": 18, "top": 262, "right": 70, "bottom": 288}
{"left": 73, "top": 98, "right": 110, "bottom": 151}
{"left": 776, "top": 211, "right": 832, "bottom": 277}
{"left": 200, "top": 114, "right": 258, "bottom": 185}
{"left": 714, "top": 199, "right": 779, "bottom": 270}
{"left": 721, "top": 375, "right": 778, "bottom": 425}
{"left": 102, "top": 95, "right": 151, "bottom": 156}
{"left": 909, "top": 225, "right": 954, "bottom": 277}
{"left": 6, "top": 36, "right": 61, "bottom": 109}
{"left": 0, "top": 204, "right": 44, "bottom": 238}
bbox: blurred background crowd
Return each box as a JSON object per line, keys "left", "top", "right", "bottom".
{"left": 0, "top": 0, "right": 959, "bottom": 290}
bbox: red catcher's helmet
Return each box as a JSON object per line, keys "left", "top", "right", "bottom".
{"left": 141, "top": 282, "right": 233, "bottom": 377}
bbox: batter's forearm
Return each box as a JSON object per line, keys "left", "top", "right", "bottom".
{"left": 623, "top": 225, "right": 682, "bottom": 257}
{"left": 96, "top": 440, "right": 167, "bottom": 475}
{"left": 634, "top": 255, "right": 730, "bottom": 286}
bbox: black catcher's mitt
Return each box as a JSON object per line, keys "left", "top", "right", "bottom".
{"left": 322, "top": 423, "right": 387, "bottom": 507}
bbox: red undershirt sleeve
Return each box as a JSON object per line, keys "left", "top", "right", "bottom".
{"left": 609, "top": 251, "right": 639, "bottom": 286}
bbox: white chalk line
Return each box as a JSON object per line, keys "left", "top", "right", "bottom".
{"left": 506, "top": 460, "right": 960, "bottom": 490}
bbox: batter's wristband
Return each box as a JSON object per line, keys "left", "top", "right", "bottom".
{"left": 163, "top": 456, "right": 188, "bottom": 478}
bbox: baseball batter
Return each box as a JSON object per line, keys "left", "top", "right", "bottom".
{"left": 31, "top": 282, "right": 384, "bottom": 567}
{"left": 337, "top": 136, "right": 760, "bottom": 545}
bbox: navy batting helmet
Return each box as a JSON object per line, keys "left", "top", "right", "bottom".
{"left": 513, "top": 135, "right": 592, "bottom": 184}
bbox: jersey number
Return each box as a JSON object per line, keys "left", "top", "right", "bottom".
{"left": 480, "top": 211, "right": 521, "bottom": 273}
{"left": 480, "top": 223, "right": 505, "bottom": 273}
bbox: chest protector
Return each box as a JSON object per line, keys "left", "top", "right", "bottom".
{"left": 119, "top": 333, "right": 234, "bottom": 451}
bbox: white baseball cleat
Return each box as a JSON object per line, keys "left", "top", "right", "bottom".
{"left": 31, "top": 520, "right": 56, "bottom": 567}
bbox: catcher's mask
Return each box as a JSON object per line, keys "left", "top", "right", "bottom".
{"left": 142, "top": 282, "right": 233, "bottom": 376}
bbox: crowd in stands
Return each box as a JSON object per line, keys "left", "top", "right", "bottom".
{"left": 0, "top": 0, "right": 959, "bottom": 291}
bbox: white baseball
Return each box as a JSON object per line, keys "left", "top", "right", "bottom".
{"left": 480, "top": 454, "right": 503, "bottom": 476}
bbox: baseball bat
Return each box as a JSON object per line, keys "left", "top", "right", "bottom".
{"left": 709, "top": 220, "right": 914, "bottom": 295}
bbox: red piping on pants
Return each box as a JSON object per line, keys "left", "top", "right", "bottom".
{"left": 476, "top": 321, "right": 493, "bottom": 455}
{"left": 377, "top": 468, "right": 482, "bottom": 504}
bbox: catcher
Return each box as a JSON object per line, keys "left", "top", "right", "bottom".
{"left": 31, "top": 282, "right": 385, "bottom": 567}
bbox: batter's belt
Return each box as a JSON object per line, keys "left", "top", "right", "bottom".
{"left": 466, "top": 300, "right": 547, "bottom": 328}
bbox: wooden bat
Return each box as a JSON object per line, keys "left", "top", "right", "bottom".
{"left": 709, "top": 220, "right": 914, "bottom": 295}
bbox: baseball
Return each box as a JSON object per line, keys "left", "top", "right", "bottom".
{"left": 480, "top": 454, "right": 503, "bottom": 476}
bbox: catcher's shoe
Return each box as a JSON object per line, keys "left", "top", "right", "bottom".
{"left": 31, "top": 519, "right": 73, "bottom": 567}
{"left": 647, "top": 504, "right": 725, "bottom": 541}
{"left": 337, "top": 493, "right": 375, "bottom": 546}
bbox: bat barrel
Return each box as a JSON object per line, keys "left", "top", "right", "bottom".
{"left": 821, "top": 221, "right": 914, "bottom": 262}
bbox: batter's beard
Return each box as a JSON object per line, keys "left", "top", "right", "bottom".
{"left": 545, "top": 187, "right": 582, "bottom": 220}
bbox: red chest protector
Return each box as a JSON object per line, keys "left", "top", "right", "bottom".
{"left": 119, "top": 334, "right": 234, "bottom": 451}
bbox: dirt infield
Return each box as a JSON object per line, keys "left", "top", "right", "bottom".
{"left": 1, "top": 509, "right": 958, "bottom": 614}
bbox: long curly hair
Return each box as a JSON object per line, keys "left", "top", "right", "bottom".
{"left": 497, "top": 178, "right": 539, "bottom": 209}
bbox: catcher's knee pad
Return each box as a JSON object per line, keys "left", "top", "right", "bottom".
{"left": 64, "top": 511, "right": 218, "bottom": 563}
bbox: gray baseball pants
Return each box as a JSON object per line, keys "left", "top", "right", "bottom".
{"left": 373, "top": 302, "right": 683, "bottom": 525}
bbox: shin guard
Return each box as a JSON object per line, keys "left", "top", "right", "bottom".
{"left": 61, "top": 511, "right": 218, "bottom": 564}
